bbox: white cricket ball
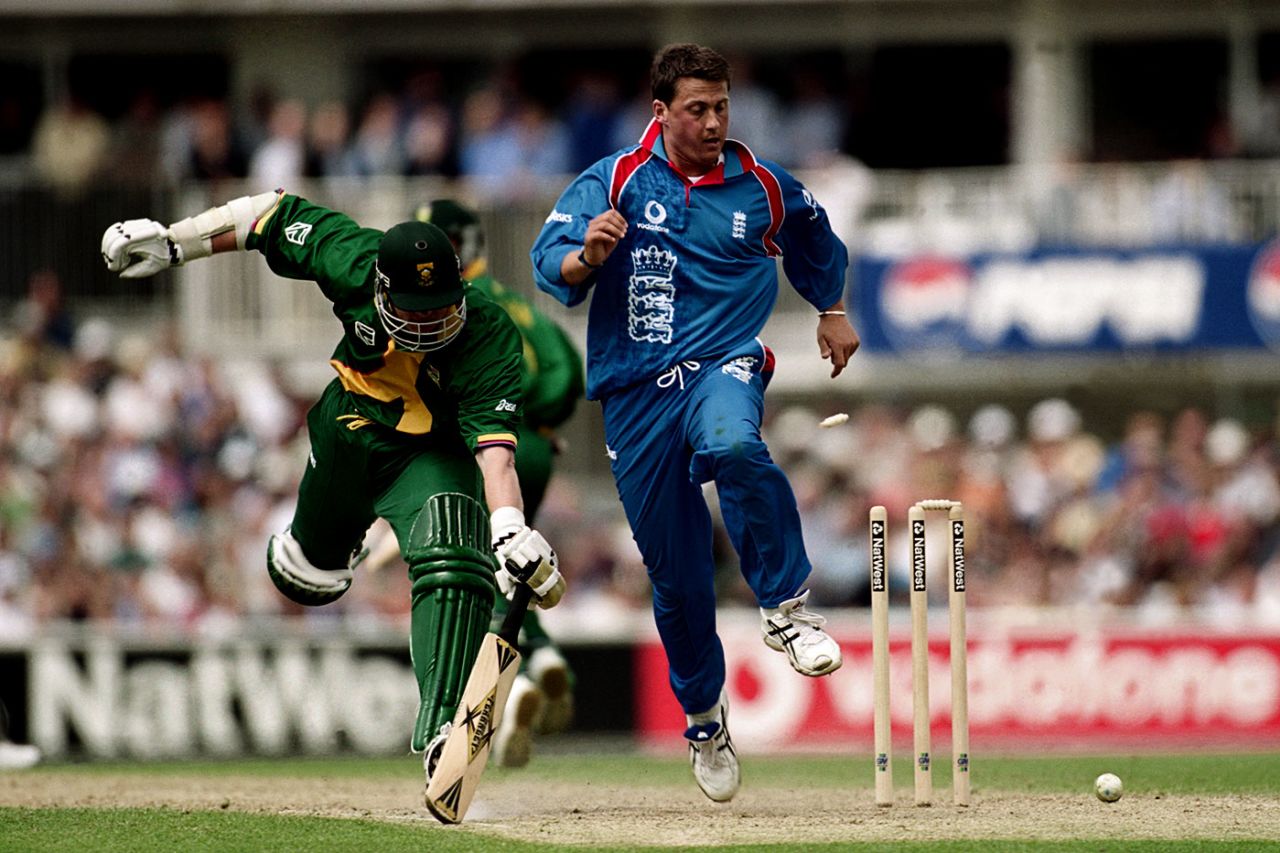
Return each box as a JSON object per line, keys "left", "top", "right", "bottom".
{"left": 1094, "top": 772, "right": 1123, "bottom": 803}
{"left": 819, "top": 413, "right": 849, "bottom": 429}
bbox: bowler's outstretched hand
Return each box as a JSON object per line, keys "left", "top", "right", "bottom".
{"left": 817, "top": 314, "right": 860, "bottom": 378}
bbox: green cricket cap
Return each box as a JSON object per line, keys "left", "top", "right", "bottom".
{"left": 376, "top": 221, "right": 464, "bottom": 311}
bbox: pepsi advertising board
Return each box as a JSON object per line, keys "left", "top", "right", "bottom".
{"left": 853, "top": 242, "right": 1280, "bottom": 355}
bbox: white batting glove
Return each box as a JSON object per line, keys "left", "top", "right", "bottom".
{"left": 491, "top": 507, "right": 565, "bottom": 609}
{"left": 101, "top": 218, "right": 180, "bottom": 279}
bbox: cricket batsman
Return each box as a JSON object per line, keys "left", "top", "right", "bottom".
{"left": 99, "top": 189, "right": 566, "bottom": 789}
{"left": 415, "top": 199, "right": 585, "bottom": 768}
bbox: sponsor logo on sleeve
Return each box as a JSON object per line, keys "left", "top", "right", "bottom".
{"left": 801, "top": 189, "right": 822, "bottom": 221}
{"left": 284, "top": 222, "right": 313, "bottom": 246}
{"left": 545, "top": 210, "right": 573, "bottom": 224}
{"left": 353, "top": 321, "right": 377, "bottom": 346}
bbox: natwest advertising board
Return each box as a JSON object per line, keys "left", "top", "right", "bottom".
{"left": 635, "top": 619, "right": 1280, "bottom": 751}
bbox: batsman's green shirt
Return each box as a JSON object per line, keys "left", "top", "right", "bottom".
{"left": 246, "top": 193, "right": 524, "bottom": 451}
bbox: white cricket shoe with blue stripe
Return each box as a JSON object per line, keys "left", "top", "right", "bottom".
{"left": 685, "top": 691, "right": 739, "bottom": 803}
{"left": 761, "top": 590, "right": 843, "bottom": 676}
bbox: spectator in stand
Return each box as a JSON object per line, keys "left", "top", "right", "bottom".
{"left": 1241, "top": 67, "right": 1280, "bottom": 158}
{"left": 723, "top": 56, "right": 782, "bottom": 163}
{"left": 563, "top": 70, "right": 625, "bottom": 171}
{"left": 459, "top": 86, "right": 571, "bottom": 198}
{"left": 1149, "top": 160, "right": 1236, "bottom": 244}
{"left": 107, "top": 90, "right": 163, "bottom": 187}
{"left": 784, "top": 65, "right": 844, "bottom": 169}
{"left": 403, "top": 68, "right": 456, "bottom": 177}
{"left": 12, "top": 270, "right": 75, "bottom": 352}
{"left": 304, "top": 102, "right": 357, "bottom": 178}
{"left": 249, "top": 99, "right": 308, "bottom": 189}
{"left": 30, "top": 94, "right": 110, "bottom": 198}
{"left": 404, "top": 104, "right": 454, "bottom": 177}
{"left": 187, "top": 99, "right": 247, "bottom": 184}
{"left": 1096, "top": 410, "right": 1165, "bottom": 494}
{"left": 349, "top": 94, "right": 405, "bottom": 177}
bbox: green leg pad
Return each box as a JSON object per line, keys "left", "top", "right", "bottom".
{"left": 406, "top": 492, "right": 499, "bottom": 752}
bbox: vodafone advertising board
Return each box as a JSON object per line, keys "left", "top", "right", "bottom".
{"left": 635, "top": 622, "right": 1280, "bottom": 751}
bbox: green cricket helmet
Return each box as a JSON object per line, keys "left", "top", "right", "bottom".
{"left": 414, "top": 199, "right": 486, "bottom": 274}
{"left": 374, "top": 221, "right": 466, "bottom": 352}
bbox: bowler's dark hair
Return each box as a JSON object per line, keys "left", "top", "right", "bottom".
{"left": 650, "top": 43, "right": 731, "bottom": 105}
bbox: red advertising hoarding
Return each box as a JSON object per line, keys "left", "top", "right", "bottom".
{"left": 635, "top": 620, "right": 1280, "bottom": 751}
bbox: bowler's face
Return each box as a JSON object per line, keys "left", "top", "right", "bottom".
{"left": 655, "top": 77, "right": 729, "bottom": 176}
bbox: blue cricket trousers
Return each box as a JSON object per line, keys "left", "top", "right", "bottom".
{"left": 601, "top": 343, "right": 813, "bottom": 716}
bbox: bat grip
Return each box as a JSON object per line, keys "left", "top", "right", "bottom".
{"left": 499, "top": 582, "right": 534, "bottom": 646}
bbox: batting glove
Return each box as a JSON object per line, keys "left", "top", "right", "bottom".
{"left": 491, "top": 506, "right": 565, "bottom": 609}
{"left": 101, "top": 218, "right": 180, "bottom": 279}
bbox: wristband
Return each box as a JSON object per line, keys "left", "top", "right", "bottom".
{"left": 818, "top": 310, "right": 847, "bottom": 317}
{"left": 577, "top": 249, "right": 603, "bottom": 270}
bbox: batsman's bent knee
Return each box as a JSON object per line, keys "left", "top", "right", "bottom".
{"left": 407, "top": 492, "right": 500, "bottom": 751}
{"left": 266, "top": 528, "right": 353, "bottom": 606}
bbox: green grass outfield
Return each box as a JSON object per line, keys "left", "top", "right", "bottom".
{"left": 3, "top": 751, "right": 1280, "bottom": 852}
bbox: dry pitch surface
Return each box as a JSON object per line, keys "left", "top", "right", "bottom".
{"left": 2, "top": 770, "right": 1278, "bottom": 846}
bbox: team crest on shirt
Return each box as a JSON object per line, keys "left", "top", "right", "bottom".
{"left": 628, "top": 246, "right": 678, "bottom": 344}
{"left": 732, "top": 211, "right": 747, "bottom": 240}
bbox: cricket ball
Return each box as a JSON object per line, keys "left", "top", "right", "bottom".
{"left": 1094, "top": 772, "right": 1123, "bottom": 802}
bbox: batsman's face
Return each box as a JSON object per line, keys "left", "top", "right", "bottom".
{"left": 655, "top": 78, "right": 729, "bottom": 176}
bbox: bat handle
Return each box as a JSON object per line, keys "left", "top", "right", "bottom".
{"left": 499, "top": 582, "right": 534, "bottom": 646}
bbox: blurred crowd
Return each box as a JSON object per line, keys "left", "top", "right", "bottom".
{"left": 14, "top": 57, "right": 849, "bottom": 203}
{"left": 1, "top": 268, "right": 1279, "bottom": 640}
{"left": 756, "top": 396, "right": 1280, "bottom": 626}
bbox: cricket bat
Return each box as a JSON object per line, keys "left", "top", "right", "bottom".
{"left": 425, "top": 582, "right": 534, "bottom": 824}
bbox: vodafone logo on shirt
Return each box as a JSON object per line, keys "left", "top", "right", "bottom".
{"left": 638, "top": 200, "right": 670, "bottom": 234}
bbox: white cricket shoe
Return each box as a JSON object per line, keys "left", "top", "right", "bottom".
{"left": 423, "top": 722, "right": 451, "bottom": 784}
{"left": 0, "top": 741, "right": 40, "bottom": 770}
{"left": 528, "top": 646, "right": 574, "bottom": 735}
{"left": 685, "top": 692, "right": 739, "bottom": 803}
{"left": 761, "top": 590, "right": 843, "bottom": 676}
{"left": 493, "top": 674, "right": 542, "bottom": 768}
